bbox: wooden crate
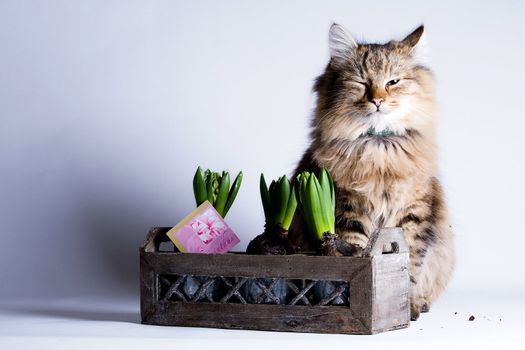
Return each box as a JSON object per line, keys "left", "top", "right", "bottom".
{"left": 140, "top": 227, "right": 410, "bottom": 335}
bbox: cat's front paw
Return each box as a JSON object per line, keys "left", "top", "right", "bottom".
{"left": 410, "top": 298, "right": 431, "bottom": 321}
{"left": 410, "top": 302, "right": 421, "bottom": 321}
{"left": 420, "top": 302, "right": 430, "bottom": 313}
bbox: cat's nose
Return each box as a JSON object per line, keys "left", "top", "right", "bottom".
{"left": 371, "top": 98, "right": 384, "bottom": 108}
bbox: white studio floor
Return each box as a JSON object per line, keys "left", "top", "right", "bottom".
{"left": 0, "top": 291, "right": 523, "bottom": 350}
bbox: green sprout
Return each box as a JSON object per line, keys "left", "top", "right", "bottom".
{"left": 193, "top": 166, "right": 243, "bottom": 218}
{"left": 295, "top": 168, "right": 335, "bottom": 240}
{"left": 259, "top": 174, "right": 297, "bottom": 231}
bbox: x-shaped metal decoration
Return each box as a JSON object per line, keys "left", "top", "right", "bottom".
{"left": 287, "top": 280, "right": 316, "bottom": 305}
{"left": 159, "top": 275, "right": 187, "bottom": 302}
{"left": 160, "top": 275, "right": 216, "bottom": 302}
{"left": 190, "top": 277, "right": 216, "bottom": 303}
{"left": 219, "top": 277, "right": 248, "bottom": 304}
{"left": 253, "top": 278, "right": 281, "bottom": 304}
{"left": 316, "top": 283, "right": 348, "bottom": 306}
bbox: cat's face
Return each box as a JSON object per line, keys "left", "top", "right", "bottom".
{"left": 314, "top": 24, "right": 436, "bottom": 142}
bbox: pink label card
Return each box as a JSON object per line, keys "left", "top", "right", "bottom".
{"left": 166, "top": 201, "right": 240, "bottom": 254}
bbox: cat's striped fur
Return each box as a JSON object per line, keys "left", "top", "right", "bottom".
{"left": 289, "top": 24, "right": 455, "bottom": 321}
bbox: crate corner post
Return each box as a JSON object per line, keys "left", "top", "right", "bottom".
{"left": 367, "top": 227, "right": 411, "bottom": 334}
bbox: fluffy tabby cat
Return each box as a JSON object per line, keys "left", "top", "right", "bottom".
{"left": 290, "top": 24, "right": 455, "bottom": 321}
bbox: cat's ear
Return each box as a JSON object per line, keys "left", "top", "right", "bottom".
{"left": 329, "top": 23, "right": 357, "bottom": 66}
{"left": 401, "top": 25, "right": 428, "bottom": 64}
{"left": 401, "top": 25, "right": 425, "bottom": 48}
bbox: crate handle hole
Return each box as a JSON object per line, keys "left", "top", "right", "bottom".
{"left": 159, "top": 241, "right": 177, "bottom": 252}
{"left": 382, "top": 242, "right": 399, "bottom": 254}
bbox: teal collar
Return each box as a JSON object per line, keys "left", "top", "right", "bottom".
{"left": 367, "top": 127, "right": 395, "bottom": 137}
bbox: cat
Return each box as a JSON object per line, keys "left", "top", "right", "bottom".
{"left": 289, "top": 23, "right": 455, "bottom": 321}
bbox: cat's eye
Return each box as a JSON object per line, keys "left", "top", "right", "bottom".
{"left": 386, "top": 79, "right": 400, "bottom": 87}
{"left": 350, "top": 81, "right": 368, "bottom": 87}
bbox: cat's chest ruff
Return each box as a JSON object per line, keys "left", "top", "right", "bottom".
{"left": 324, "top": 137, "right": 421, "bottom": 182}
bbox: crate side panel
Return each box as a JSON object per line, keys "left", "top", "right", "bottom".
{"left": 140, "top": 253, "right": 157, "bottom": 322}
{"left": 371, "top": 253, "right": 410, "bottom": 333}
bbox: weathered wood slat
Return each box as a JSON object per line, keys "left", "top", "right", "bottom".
{"left": 144, "top": 302, "right": 371, "bottom": 334}
{"left": 143, "top": 252, "right": 370, "bottom": 281}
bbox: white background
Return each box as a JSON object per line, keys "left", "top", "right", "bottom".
{"left": 1, "top": 0, "right": 524, "bottom": 348}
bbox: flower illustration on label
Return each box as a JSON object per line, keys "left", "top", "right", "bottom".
{"left": 189, "top": 209, "right": 227, "bottom": 244}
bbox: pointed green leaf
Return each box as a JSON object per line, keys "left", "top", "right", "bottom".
{"left": 319, "top": 168, "right": 333, "bottom": 221}
{"left": 281, "top": 188, "right": 297, "bottom": 230}
{"left": 276, "top": 176, "right": 290, "bottom": 225}
{"left": 205, "top": 170, "right": 214, "bottom": 204}
{"left": 223, "top": 171, "right": 242, "bottom": 217}
{"left": 214, "top": 171, "right": 230, "bottom": 216}
{"left": 310, "top": 174, "right": 327, "bottom": 238}
{"left": 327, "top": 169, "right": 335, "bottom": 212}
{"left": 259, "top": 173, "right": 272, "bottom": 222}
{"left": 193, "top": 166, "right": 208, "bottom": 207}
